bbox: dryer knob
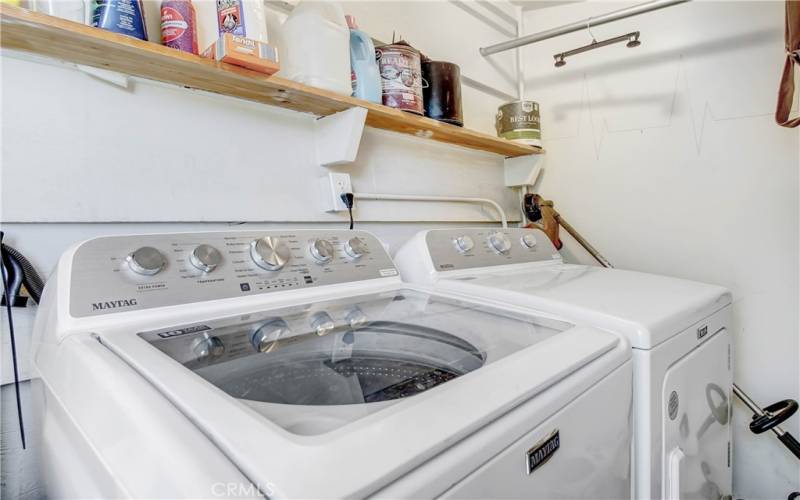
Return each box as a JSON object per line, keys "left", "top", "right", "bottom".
{"left": 344, "top": 237, "right": 368, "bottom": 259}
{"left": 487, "top": 232, "right": 512, "bottom": 254}
{"left": 191, "top": 336, "right": 225, "bottom": 359}
{"left": 190, "top": 244, "right": 222, "bottom": 273}
{"left": 310, "top": 311, "right": 335, "bottom": 336}
{"left": 309, "top": 239, "right": 334, "bottom": 264}
{"left": 251, "top": 319, "right": 291, "bottom": 353}
{"left": 250, "top": 236, "right": 291, "bottom": 271}
{"left": 520, "top": 233, "right": 538, "bottom": 249}
{"left": 126, "top": 246, "right": 166, "bottom": 276}
{"left": 453, "top": 235, "right": 475, "bottom": 254}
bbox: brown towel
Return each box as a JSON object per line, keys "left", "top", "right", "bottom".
{"left": 776, "top": 0, "right": 800, "bottom": 127}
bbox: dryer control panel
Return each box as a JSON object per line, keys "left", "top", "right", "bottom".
{"left": 69, "top": 230, "right": 397, "bottom": 318}
{"left": 424, "top": 228, "right": 562, "bottom": 273}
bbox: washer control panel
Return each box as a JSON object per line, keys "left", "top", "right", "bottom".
{"left": 69, "top": 230, "right": 397, "bottom": 317}
{"left": 425, "top": 227, "right": 561, "bottom": 272}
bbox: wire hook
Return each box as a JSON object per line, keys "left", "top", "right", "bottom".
{"left": 585, "top": 17, "right": 597, "bottom": 43}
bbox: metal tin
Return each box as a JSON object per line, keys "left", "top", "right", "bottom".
{"left": 422, "top": 61, "right": 463, "bottom": 126}
{"left": 496, "top": 100, "right": 541, "bottom": 147}
{"left": 376, "top": 41, "right": 424, "bottom": 115}
{"left": 161, "top": 0, "right": 198, "bottom": 54}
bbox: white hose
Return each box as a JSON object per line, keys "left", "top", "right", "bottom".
{"left": 353, "top": 192, "right": 508, "bottom": 228}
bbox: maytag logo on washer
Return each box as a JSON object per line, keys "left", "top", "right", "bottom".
{"left": 91, "top": 298, "right": 138, "bottom": 311}
{"left": 526, "top": 429, "right": 560, "bottom": 474}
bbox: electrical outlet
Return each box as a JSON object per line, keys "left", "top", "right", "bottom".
{"left": 319, "top": 173, "right": 353, "bottom": 212}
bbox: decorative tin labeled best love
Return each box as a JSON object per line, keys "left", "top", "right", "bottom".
{"left": 496, "top": 100, "right": 541, "bottom": 147}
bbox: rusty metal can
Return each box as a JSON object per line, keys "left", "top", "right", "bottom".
{"left": 376, "top": 41, "right": 424, "bottom": 115}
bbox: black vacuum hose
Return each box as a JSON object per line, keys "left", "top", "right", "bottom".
{"left": 0, "top": 239, "right": 44, "bottom": 305}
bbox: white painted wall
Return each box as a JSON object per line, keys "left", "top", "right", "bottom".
{"left": 523, "top": 1, "right": 799, "bottom": 497}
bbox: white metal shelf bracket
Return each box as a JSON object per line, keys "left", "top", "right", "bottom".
{"left": 313, "top": 106, "right": 368, "bottom": 168}
{"left": 504, "top": 154, "right": 543, "bottom": 187}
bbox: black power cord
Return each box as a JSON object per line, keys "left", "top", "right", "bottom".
{"left": 0, "top": 233, "right": 26, "bottom": 449}
{"left": 340, "top": 193, "right": 355, "bottom": 230}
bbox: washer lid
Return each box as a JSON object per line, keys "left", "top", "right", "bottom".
{"left": 442, "top": 265, "right": 731, "bottom": 349}
{"left": 102, "top": 288, "right": 628, "bottom": 498}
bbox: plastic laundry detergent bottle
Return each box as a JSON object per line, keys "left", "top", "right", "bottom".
{"left": 279, "top": 0, "right": 351, "bottom": 95}
{"left": 346, "top": 15, "right": 381, "bottom": 103}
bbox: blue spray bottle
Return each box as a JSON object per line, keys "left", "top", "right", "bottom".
{"left": 346, "top": 15, "right": 381, "bottom": 104}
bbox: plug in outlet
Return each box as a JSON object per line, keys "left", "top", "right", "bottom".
{"left": 319, "top": 173, "right": 353, "bottom": 212}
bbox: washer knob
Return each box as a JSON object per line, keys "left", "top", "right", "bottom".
{"left": 520, "top": 233, "right": 538, "bottom": 249}
{"left": 487, "top": 232, "right": 512, "bottom": 254}
{"left": 251, "top": 319, "right": 290, "bottom": 353}
{"left": 453, "top": 235, "right": 475, "bottom": 254}
{"left": 250, "top": 236, "right": 291, "bottom": 271}
{"left": 309, "top": 239, "right": 334, "bottom": 264}
{"left": 191, "top": 336, "right": 224, "bottom": 360}
{"left": 126, "top": 246, "right": 166, "bottom": 276}
{"left": 190, "top": 244, "right": 222, "bottom": 273}
{"left": 310, "top": 311, "right": 335, "bottom": 336}
{"left": 344, "top": 237, "right": 368, "bottom": 259}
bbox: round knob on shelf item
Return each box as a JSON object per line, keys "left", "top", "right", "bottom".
{"left": 251, "top": 319, "right": 291, "bottom": 353}
{"left": 191, "top": 336, "right": 225, "bottom": 360}
{"left": 344, "top": 237, "right": 368, "bottom": 259}
{"left": 520, "top": 233, "right": 538, "bottom": 249}
{"left": 309, "top": 239, "right": 334, "bottom": 264}
{"left": 250, "top": 236, "right": 291, "bottom": 271}
{"left": 126, "top": 246, "right": 166, "bottom": 276}
{"left": 310, "top": 311, "right": 335, "bottom": 336}
{"left": 452, "top": 235, "right": 475, "bottom": 254}
{"left": 190, "top": 244, "right": 222, "bottom": 273}
{"left": 487, "top": 231, "right": 512, "bottom": 254}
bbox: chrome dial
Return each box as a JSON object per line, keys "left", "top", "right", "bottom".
{"left": 250, "top": 236, "right": 291, "bottom": 271}
{"left": 520, "top": 233, "right": 538, "bottom": 249}
{"left": 310, "top": 311, "right": 335, "bottom": 336}
{"left": 126, "top": 246, "right": 166, "bottom": 276}
{"left": 190, "top": 244, "right": 222, "bottom": 273}
{"left": 251, "top": 319, "right": 291, "bottom": 353}
{"left": 452, "top": 235, "right": 475, "bottom": 254}
{"left": 309, "top": 239, "right": 334, "bottom": 264}
{"left": 487, "top": 231, "right": 512, "bottom": 254}
{"left": 345, "top": 307, "right": 368, "bottom": 328}
{"left": 344, "top": 237, "right": 368, "bottom": 259}
{"left": 191, "top": 336, "right": 225, "bottom": 359}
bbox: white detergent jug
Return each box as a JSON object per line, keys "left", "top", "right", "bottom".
{"left": 279, "top": 0, "right": 351, "bottom": 95}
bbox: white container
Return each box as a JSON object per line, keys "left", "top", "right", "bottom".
{"left": 279, "top": 0, "right": 351, "bottom": 95}
{"left": 29, "top": 0, "right": 86, "bottom": 23}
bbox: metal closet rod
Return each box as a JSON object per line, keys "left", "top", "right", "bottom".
{"left": 480, "top": 0, "right": 690, "bottom": 56}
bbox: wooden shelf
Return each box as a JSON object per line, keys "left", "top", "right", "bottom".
{"left": 0, "top": 5, "right": 543, "bottom": 158}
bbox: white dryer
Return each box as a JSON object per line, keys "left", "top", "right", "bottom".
{"left": 394, "top": 227, "right": 733, "bottom": 500}
{"left": 32, "top": 229, "right": 632, "bottom": 499}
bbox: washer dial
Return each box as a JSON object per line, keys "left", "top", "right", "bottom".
{"left": 191, "top": 336, "right": 225, "bottom": 359}
{"left": 487, "top": 232, "right": 512, "bottom": 254}
{"left": 250, "top": 236, "right": 291, "bottom": 271}
{"left": 126, "top": 247, "right": 166, "bottom": 276}
{"left": 190, "top": 244, "right": 222, "bottom": 273}
{"left": 520, "top": 233, "right": 538, "bottom": 249}
{"left": 452, "top": 235, "right": 475, "bottom": 254}
{"left": 309, "top": 239, "right": 334, "bottom": 264}
{"left": 344, "top": 237, "right": 368, "bottom": 259}
{"left": 251, "top": 319, "right": 291, "bottom": 353}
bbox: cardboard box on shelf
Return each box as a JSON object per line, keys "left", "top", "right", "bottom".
{"left": 203, "top": 33, "right": 279, "bottom": 75}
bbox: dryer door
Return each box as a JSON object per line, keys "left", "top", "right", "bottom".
{"left": 662, "top": 328, "right": 732, "bottom": 499}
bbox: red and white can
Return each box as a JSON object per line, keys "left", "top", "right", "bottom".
{"left": 161, "top": 0, "right": 198, "bottom": 55}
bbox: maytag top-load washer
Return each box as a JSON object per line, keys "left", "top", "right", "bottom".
{"left": 32, "top": 229, "right": 632, "bottom": 499}
{"left": 394, "top": 227, "right": 733, "bottom": 500}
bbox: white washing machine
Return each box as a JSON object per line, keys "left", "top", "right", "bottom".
{"left": 31, "top": 229, "right": 633, "bottom": 499}
{"left": 394, "top": 227, "right": 733, "bottom": 500}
